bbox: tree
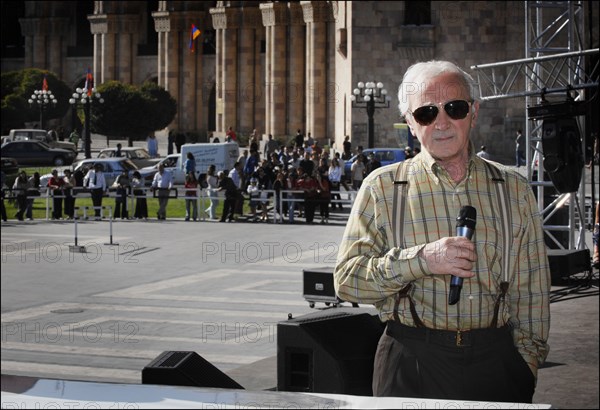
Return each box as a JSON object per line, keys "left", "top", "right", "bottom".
{"left": 140, "top": 82, "right": 178, "bottom": 133}
{"left": 91, "top": 81, "right": 177, "bottom": 146}
{"left": 1, "top": 68, "right": 71, "bottom": 134}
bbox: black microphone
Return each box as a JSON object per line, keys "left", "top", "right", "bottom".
{"left": 448, "top": 206, "right": 477, "bottom": 305}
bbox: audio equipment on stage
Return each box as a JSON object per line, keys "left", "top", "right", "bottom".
{"left": 277, "top": 308, "right": 384, "bottom": 395}
{"left": 541, "top": 116, "right": 584, "bottom": 194}
{"left": 142, "top": 351, "right": 244, "bottom": 389}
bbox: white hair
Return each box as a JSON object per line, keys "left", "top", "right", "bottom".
{"left": 397, "top": 60, "right": 480, "bottom": 116}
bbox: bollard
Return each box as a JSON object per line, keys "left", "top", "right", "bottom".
{"left": 69, "top": 207, "right": 86, "bottom": 253}
{"left": 69, "top": 205, "right": 118, "bottom": 250}
{"left": 104, "top": 206, "right": 119, "bottom": 246}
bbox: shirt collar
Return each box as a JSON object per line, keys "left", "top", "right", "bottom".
{"left": 416, "top": 141, "right": 478, "bottom": 183}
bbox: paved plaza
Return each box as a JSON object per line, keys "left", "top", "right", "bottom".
{"left": 1, "top": 216, "right": 598, "bottom": 408}
{"left": 1, "top": 140, "right": 599, "bottom": 408}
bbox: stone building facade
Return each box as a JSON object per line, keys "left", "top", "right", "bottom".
{"left": 2, "top": 1, "right": 596, "bottom": 162}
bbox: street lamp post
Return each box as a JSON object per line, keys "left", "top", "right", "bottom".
{"left": 69, "top": 87, "right": 103, "bottom": 159}
{"left": 28, "top": 89, "right": 57, "bottom": 130}
{"left": 350, "top": 81, "right": 390, "bottom": 149}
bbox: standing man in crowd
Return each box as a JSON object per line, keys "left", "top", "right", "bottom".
{"left": 47, "top": 169, "right": 65, "bottom": 220}
{"left": 83, "top": 163, "right": 107, "bottom": 220}
{"left": 342, "top": 135, "right": 352, "bottom": 160}
{"left": 152, "top": 163, "right": 172, "bottom": 220}
{"left": 147, "top": 133, "right": 159, "bottom": 158}
{"left": 350, "top": 154, "right": 365, "bottom": 190}
{"left": 294, "top": 129, "right": 304, "bottom": 150}
{"left": 334, "top": 60, "right": 550, "bottom": 403}
{"left": 217, "top": 170, "right": 238, "bottom": 222}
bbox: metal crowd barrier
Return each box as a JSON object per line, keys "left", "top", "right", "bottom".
{"left": 3, "top": 185, "right": 358, "bottom": 223}
{"left": 275, "top": 189, "right": 358, "bottom": 223}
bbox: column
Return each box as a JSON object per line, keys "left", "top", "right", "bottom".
{"left": 302, "top": 2, "right": 333, "bottom": 142}
{"left": 210, "top": 7, "right": 240, "bottom": 136}
{"left": 238, "top": 7, "right": 262, "bottom": 136}
{"left": 89, "top": 13, "right": 139, "bottom": 84}
{"left": 288, "top": 3, "right": 306, "bottom": 136}
{"left": 88, "top": 14, "right": 108, "bottom": 83}
{"left": 19, "top": 18, "right": 48, "bottom": 71}
{"left": 260, "top": 2, "right": 288, "bottom": 138}
{"left": 47, "top": 18, "right": 69, "bottom": 77}
{"left": 152, "top": 11, "right": 170, "bottom": 89}
{"left": 152, "top": 9, "right": 206, "bottom": 134}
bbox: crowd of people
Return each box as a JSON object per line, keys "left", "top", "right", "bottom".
{"left": 1, "top": 131, "right": 387, "bottom": 224}
{"left": 208, "top": 132, "right": 391, "bottom": 224}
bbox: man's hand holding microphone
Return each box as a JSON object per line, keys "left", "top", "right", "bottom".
{"left": 417, "top": 206, "right": 477, "bottom": 305}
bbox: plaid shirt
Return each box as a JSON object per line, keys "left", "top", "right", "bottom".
{"left": 334, "top": 148, "right": 551, "bottom": 377}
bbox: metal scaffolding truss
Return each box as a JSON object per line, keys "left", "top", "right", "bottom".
{"left": 470, "top": 1, "right": 598, "bottom": 253}
{"left": 471, "top": 49, "right": 598, "bottom": 102}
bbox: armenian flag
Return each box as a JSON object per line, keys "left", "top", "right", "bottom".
{"left": 42, "top": 75, "right": 49, "bottom": 91}
{"left": 189, "top": 24, "right": 201, "bottom": 53}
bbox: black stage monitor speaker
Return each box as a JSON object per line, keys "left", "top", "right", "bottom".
{"left": 277, "top": 308, "right": 384, "bottom": 395}
{"left": 542, "top": 117, "right": 584, "bottom": 194}
{"left": 547, "top": 249, "right": 591, "bottom": 285}
{"left": 142, "top": 351, "right": 244, "bottom": 389}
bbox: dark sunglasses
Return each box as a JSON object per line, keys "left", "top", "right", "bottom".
{"left": 409, "top": 100, "right": 473, "bottom": 126}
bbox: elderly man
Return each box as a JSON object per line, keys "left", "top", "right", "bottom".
{"left": 334, "top": 60, "right": 550, "bottom": 403}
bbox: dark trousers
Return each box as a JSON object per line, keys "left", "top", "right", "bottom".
{"left": 90, "top": 189, "right": 103, "bottom": 217}
{"left": 52, "top": 195, "right": 63, "bottom": 219}
{"left": 114, "top": 189, "right": 128, "bottom": 219}
{"left": 15, "top": 194, "right": 27, "bottom": 220}
{"left": 319, "top": 198, "right": 330, "bottom": 219}
{"left": 134, "top": 197, "right": 148, "bottom": 219}
{"left": 373, "top": 321, "right": 535, "bottom": 403}
{"left": 64, "top": 190, "right": 75, "bottom": 218}
{"left": 303, "top": 198, "right": 316, "bottom": 223}
{"left": 63, "top": 196, "right": 74, "bottom": 218}
{"left": 221, "top": 197, "right": 236, "bottom": 221}
{"left": 156, "top": 189, "right": 169, "bottom": 219}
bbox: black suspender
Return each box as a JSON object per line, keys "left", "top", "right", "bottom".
{"left": 391, "top": 160, "right": 511, "bottom": 328}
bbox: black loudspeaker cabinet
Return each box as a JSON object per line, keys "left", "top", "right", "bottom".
{"left": 547, "top": 249, "right": 591, "bottom": 285}
{"left": 142, "top": 351, "right": 244, "bottom": 389}
{"left": 277, "top": 307, "right": 385, "bottom": 396}
{"left": 541, "top": 117, "right": 584, "bottom": 194}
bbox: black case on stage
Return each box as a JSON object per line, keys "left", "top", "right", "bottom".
{"left": 302, "top": 267, "right": 341, "bottom": 307}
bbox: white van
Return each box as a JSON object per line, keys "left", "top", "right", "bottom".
{"left": 143, "top": 142, "right": 239, "bottom": 185}
{"left": 181, "top": 142, "right": 239, "bottom": 175}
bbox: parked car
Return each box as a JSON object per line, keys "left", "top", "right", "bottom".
{"left": 97, "top": 147, "right": 161, "bottom": 168}
{"left": 1, "top": 157, "right": 20, "bottom": 188}
{"left": 39, "top": 157, "right": 155, "bottom": 188}
{"left": 0, "top": 140, "right": 77, "bottom": 167}
{"left": 7, "top": 128, "right": 77, "bottom": 153}
{"left": 343, "top": 148, "right": 406, "bottom": 180}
